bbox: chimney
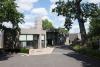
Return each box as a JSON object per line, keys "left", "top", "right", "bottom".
{"left": 34, "top": 16, "right": 43, "bottom": 30}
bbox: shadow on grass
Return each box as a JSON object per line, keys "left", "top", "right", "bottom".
{"left": 54, "top": 45, "right": 73, "bottom": 50}
{"left": 64, "top": 52, "right": 100, "bottom": 67}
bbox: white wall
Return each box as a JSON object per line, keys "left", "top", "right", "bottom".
{"left": 0, "top": 31, "right": 3, "bottom": 48}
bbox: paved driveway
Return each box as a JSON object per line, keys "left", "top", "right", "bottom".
{"left": 0, "top": 45, "right": 100, "bottom": 67}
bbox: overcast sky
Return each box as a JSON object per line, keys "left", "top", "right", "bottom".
{"left": 3, "top": 0, "right": 100, "bottom": 33}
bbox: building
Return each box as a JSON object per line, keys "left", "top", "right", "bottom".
{"left": 0, "top": 17, "right": 47, "bottom": 49}
{"left": 46, "top": 29, "right": 59, "bottom": 46}
{"left": 66, "top": 33, "right": 81, "bottom": 45}
{"left": 46, "top": 28, "right": 68, "bottom": 46}
{"left": 19, "top": 18, "right": 47, "bottom": 49}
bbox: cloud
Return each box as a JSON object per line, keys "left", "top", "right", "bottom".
{"left": 58, "top": 16, "right": 65, "bottom": 22}
{"left": 50, "top": 0, "right": 59, "bottom": 3}
{"left": 2, "top": 22, "right": 12, "bottom": 28}
{"left": 24, "top": 14, "right": 36, "bottom": 22}
{"left": 19, "top": 14, "right": 37, "bottom": 28}
{"left": 50, "top": 0, "right": 67, "bottom": 3}
{"left": 16, "top": 0, "right": 39, "bottom": 12}
{"left": 17, "top": 3, "right": 33, "bottom": 12}
{"left": 31, "top": 8, "right": 48, "bottom": 16}
{"left": 19, "top": 22, "right": 35, "bottom": 29}
{"left": 87, "top": 0, "right": 100, "bottom": 3}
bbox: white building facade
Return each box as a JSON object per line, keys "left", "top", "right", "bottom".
{"left": 0, "top": 31, "right": 3, "bottom": 48}
{"left": 19, "top": 17, "right": 47, "bottom": 49}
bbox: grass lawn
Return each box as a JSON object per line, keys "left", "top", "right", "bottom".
{"left": 71, "top": 44, "right": 100, "bottom": 60}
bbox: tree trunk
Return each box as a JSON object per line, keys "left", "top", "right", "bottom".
{"left": 76, "top": 0, "right": 87, "bottom": 45}
{"left": 78, "top": 18, "right": 87, "bottom": 45}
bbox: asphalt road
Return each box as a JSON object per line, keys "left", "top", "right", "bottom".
{"left": 0, "top": 45, "right": 100, "bottom": 67}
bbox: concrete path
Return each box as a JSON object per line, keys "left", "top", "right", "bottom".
{"left": 29, "top": 47, "right": 54, "bottom": 55}
{"left": 0, "top": 45, "right": 100, "bottom": 67}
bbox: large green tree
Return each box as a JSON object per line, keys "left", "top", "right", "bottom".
{"left": 0, "top": 0, "right": 24, "bottom": 30}
{"left": 0, "top": 0, "right": 24, "bottom": 49}
{"left": 42, "top": 19, "right": 54, "bottom": 30}
{"left": 52, "top": 0, "right": 99, "bottom": 45}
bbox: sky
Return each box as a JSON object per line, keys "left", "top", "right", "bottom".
{"left": 3, "top": 0, "right": 100, "bottom": 33}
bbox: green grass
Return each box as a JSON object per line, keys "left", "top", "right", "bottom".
{"left": 71, "top": 44, "right": 100, "bottom": 59}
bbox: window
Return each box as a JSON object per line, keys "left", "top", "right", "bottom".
{"left": 19, "top": 35, "right": 26, "bottom": 41}
{"left": 21, "top": 42, "right": 26, "bottom": 47}
{"left": 33, "top": 35, "right": 39, "bottom": 40}
{"left": 41, "top": 35, "right": 45, "bottom": 40}
{"left": 27, "top": 35, "right": 33, "bottom": 41}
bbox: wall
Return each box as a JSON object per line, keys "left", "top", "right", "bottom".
{"left": 0, "top": 31, "right": 3, "bottom": 48}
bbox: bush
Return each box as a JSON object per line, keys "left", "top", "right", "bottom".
{"left": 20, "top": 48, "right": 29, "bottom": 53}
{"left": 71, "top": 44, "right": 100, "bottom": 59}
{"left": 4, "top": 49, "right": 20, "bottom": 53}
{"left": 87, "top": 36, "right": 100, "bottom": 49}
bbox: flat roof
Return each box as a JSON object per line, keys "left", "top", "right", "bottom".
{"left": 21, "top": 28, "right": 46, "bottom": 34}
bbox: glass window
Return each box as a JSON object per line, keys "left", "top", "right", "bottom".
{"left": 41, "top": 35, "right": 45, "bottom": 40}
{"left": 19, "top": 35, "right": 26, "bottom": 41}
{"left": 33, "top": 35, "right": 39, "bottom": 40}
{"left": 21, "top": 42, "right": 26, "bottom": 47}
{"left": 27, "top": 35, "right": 33, "bottom": 41}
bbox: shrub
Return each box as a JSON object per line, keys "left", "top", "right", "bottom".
{"left": 87, "top": 36, "right": 100, "bottom": 49}
{"left": 20, "top": 48, "right": 29, "bottom": 53}
{"left": 4, "top": 49, "right": 20, "bottom": 53}
{"left": 71, "top": 44, "right": 100, "bottom": 59}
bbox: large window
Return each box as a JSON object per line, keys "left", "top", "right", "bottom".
{"left": 19, "top": 35, "right": 26, "bottom": 41}
{"left": 27, "top": 35, "right": 33, "bottom": 41}
{"left": 19, "top": 35, "right": 33, "bottom": 41}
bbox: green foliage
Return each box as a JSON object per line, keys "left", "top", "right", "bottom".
{"left": 52, "top": 0, "right": 98, "bottom": 29}
{"left": 72, "top": 45, "right": 81, "bottom": 50}
{"left": 78, "top": 48, "right": 100, "bottom": 59}
{"left": 0, "top": 0, "right": 24, "bottom": 49}
{"left": 71, "top": 44, "right": 100, "bottom": 59}
{"left": 4, "top": 28, "right": 20, "bottom": 49}
{"left": 52, "top": 0, "right": 99, "bottom": 45}
{"left": 52, "top": 0, "right": 98, "bottom": 30}
{"left": 89, "top": 9, "right": 100, "bottom": 37}
{"left": 87, "top": 36, "right": 100, "bottom": 49}
{"left": 58, "top": 27, "right": 68, "bottom": 35}
{"left": 87, "top": 9, "right": 100, "bottom": 50}
{"left": 20, "top": 48, "right": 29, "bottom": 54}
{"left": 42, "top": 19, "right": 54, "bottom": 30}
{"left": 0, "top": 0, "right": 24, "bottom": 30}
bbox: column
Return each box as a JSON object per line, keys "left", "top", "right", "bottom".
{"left": 38, "top": 34, "right": 42, "bottom": 49}
{"left": 44, "top": 34, "right": 47, "bottom": 48}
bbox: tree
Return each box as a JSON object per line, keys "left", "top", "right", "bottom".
{"left": 42, "top": 19, "right": 54, "bottom": 30}
{"left": 52, "top": 0, "right": 99, "bottom": 45}
{"left": 0, "top": 0, "right": 24, "bottom": 30}
{"left": 58, "top": 27, "right": 68, "bottom": 36}
{"left": 0, "top": 0, "right": 24, "bottom": 49}
{"left": 89, "top": 9, "right": 100, "bottom": 37}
